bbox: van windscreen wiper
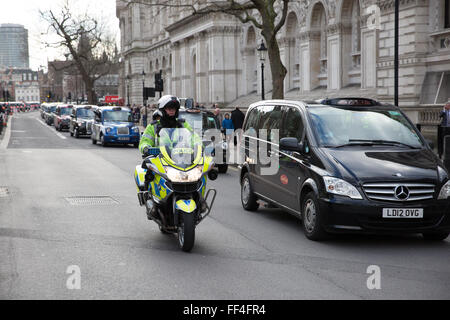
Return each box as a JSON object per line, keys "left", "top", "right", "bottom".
{"left": 349, "top": 139, "right": 421, "bottom": 149}
{"left": 330, "top": 139, "right": 421, "bottom": 149}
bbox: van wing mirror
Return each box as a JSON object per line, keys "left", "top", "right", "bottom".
{"left": 280, "top": 137, "right": 303, "bottom": 152}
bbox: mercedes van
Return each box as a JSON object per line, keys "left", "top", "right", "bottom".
{"left": 239, "top": 98, "right": 450, "bottom": 241}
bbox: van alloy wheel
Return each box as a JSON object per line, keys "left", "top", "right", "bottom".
{"left": 302, "top": 192, "right": 328, "bottom": 241}
{"left": 242, "top": 178, "right": 250, "bottom": 205}
{"left": 241, "top": 173, "right": 259, "bottom": 211}
{"left": 304, "top": 199, "right": 317, "bottom": 234}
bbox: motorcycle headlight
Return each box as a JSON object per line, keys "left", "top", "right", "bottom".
{"left": 438, "top": 180, "right": 450, "bottom": 200}
{"left": 165, "top": 166, "right": 203, "bottom": 183}
{"left": 222, "top": 142, "right": 228, "bottom": 150}
{"left": 323, "top": 177, "right": 363, "bottom": 200}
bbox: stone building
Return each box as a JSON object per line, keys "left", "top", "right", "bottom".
{"left": 117, "top": 0, "right": 450, "bottom": 122}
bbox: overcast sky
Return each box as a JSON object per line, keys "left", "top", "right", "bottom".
{"left": 1, "top": 0, "right": 120, "bottom": 71}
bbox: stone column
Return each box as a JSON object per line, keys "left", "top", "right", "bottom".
{"left": 299, "top": 31, "right": 321, "bottom": 92}
{"left": 327, "top": 23, "right": 343, "bottom": 91}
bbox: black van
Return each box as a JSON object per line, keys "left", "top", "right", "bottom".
{"left": 239, "top": 98, "right": 450, "bottom": 241}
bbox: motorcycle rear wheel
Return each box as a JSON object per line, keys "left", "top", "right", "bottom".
{"left": 177, "top": 213, "right": 195, "bottom": 252}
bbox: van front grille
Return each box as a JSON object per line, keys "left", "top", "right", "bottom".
{"left": 363, "top": 183, "right": 435, "bottom": 202}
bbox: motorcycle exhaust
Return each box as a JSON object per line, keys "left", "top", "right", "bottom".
{"left": 137, "top": 192, "right": 146, "bottom": 206}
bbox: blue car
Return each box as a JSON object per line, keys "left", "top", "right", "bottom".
{"left": 91, "top": 106, "right": 140, "bottom": 147}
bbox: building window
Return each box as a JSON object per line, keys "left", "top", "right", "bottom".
{"left": 446, "top": 0, "right": 450, "bottom": 28}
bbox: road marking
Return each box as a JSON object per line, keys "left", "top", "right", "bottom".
{"left": 0, "top": 116, "right": 12, "bottom": 149}
{"left": 36, "top": 119, "right": 67, "bottom": 140}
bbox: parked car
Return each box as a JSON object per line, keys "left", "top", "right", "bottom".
{"left": 69, "top": 105, "right": 95, "bottom": 138}
{"left": 179, "top": 107, "right": 229, "bottom": 173}
{"left": 54, "top": 104, "right": 73, "bottom": 131}
{"left": 91, "top": 106, "right": 140, "bottom": 147}
{"left": 239, "top": 98, "right": 450, "bottom": 241}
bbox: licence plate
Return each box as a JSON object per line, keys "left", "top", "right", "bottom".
{"left": 118, "top": 137, "right": 129, "bottom": 141}
{"left": 382, "top": 208, "right": 424, "bottom": 219}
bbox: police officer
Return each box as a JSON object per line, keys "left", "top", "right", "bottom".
{"left": 139, "top": 95, "right": 195, "bottom": 155}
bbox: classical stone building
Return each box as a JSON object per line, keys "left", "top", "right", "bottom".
{"left": 117, "top": 0, "right": 450, "bottom": 122}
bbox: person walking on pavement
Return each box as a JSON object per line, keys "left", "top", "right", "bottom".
{"left": 214, "top": 107, "right": 223, "bottom": 128}
{"left": 438, "top": 102, "right": 450, "bottom": 159}
{"left": 222, "top": 113, "right": 234, "bottom": 146}
{"left": 231, "top": 106, "right": 245, "bottom": 146}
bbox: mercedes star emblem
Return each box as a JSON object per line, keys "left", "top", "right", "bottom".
{"left": 394, "top": 186, "right": 410, "bottom": 200}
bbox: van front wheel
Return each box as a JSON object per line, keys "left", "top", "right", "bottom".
{"left": 241, "top": 173, "right": 259, "bottom": 211}
{"left": 302, "top": 192, "right": 328, "bottom": 241}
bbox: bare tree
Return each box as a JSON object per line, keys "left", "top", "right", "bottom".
{"left": 126, "top": 0, "right": 290, "bottom": 100}
{"left": 40, "top": 0, "right": 117, "bottom": 104}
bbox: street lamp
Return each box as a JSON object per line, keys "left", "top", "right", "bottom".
{"left": 142, "top": 70, "right": 147, "bottom": 127}
{"left": 126, "top": 75, "right": 131, "bottom": 107}
{"left": 394, "top": 0, "right": 399, "bottom": 106}
{"left": 257, "top": 40, "right": 268, "bottom": 101}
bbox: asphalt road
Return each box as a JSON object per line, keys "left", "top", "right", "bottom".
{"left": 0, "top": 112, "right": 449, "bottom": 300}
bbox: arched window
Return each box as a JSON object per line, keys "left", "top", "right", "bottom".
{"left": 310, "top": 2, "right": 328, "bottom": 87}
{"left": 341, "top": 0, "right": 361, "bottom": 86}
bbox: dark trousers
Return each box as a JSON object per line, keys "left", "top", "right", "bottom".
{"left": 438, "top": 126, "right": 450, "bottom": 159}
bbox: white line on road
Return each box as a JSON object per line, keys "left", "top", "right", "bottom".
{"left": 36, "top": 119, "right": 67, "bottom": 140}
{"left": 0, "top": 116, "right": 12, "bottom": 149}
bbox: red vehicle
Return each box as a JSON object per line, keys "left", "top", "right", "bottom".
{"left": 54, "top": 104, "right": 74, "bottom": 131}
{"left": 104, "top": 96, "right": 120, "bottom": 104}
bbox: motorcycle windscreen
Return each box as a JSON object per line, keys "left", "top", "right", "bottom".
{"left": 158, "top": 128, "right": 203, "bottom": 169}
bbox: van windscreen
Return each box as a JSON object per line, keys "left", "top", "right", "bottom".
{"left": 308, "top": 107, "right": 423, "bottom": 149}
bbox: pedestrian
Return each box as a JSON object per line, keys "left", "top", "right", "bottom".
{"left": 214, "top": 107, "right": 223, "bottom": 128}
{"left": 222, "top": 113, "right": 234, "bottom": 146}
{"left": 231, "top": 106, "right": 245, "bottom": 146}
{"left": 438, "top": 102, "right": 450, "bottom": 159}
{"left": 133, "top": 105, "right": 141, "bottom": 123}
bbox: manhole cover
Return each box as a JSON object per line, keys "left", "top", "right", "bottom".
{"left": 65, "top": 196, "right": 119, "bottom": 206}
{"left": 0, "top": 187, "right": 9, "bottom": 198}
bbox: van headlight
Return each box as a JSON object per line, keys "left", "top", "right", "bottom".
{"left": 438, "top": 181, "right": 450, "bottom": 200}
{"left": 323, "top": 177, "right": 363, "bottom": 200}
{"left": 165, "top": 166, "right": 203, "bottom": 183}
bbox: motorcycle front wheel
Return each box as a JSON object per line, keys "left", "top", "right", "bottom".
{"left": 177, "top": 212, "right": 195, "bottom": 252}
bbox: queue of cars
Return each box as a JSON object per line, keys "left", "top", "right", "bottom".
{"left": 41, "top": 103, "right": 140, "bottom": 148}
{"left": 39, "top": 103, "right": 228, "bottom": 155}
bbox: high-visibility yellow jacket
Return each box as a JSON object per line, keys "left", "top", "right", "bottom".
{"left": 139, "top": 119, "right": 201, "bottom": 155}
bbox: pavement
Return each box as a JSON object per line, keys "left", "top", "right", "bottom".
{"left": 0, "top": 112, "right": 449, "bottom": 300}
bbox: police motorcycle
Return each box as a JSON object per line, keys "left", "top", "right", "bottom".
{"left": 134, "top": 127, "right": 218, "bottom": 252}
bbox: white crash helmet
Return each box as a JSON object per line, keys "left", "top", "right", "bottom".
{"left": 158, "top": 95, "right": 181, "bottom": 111}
